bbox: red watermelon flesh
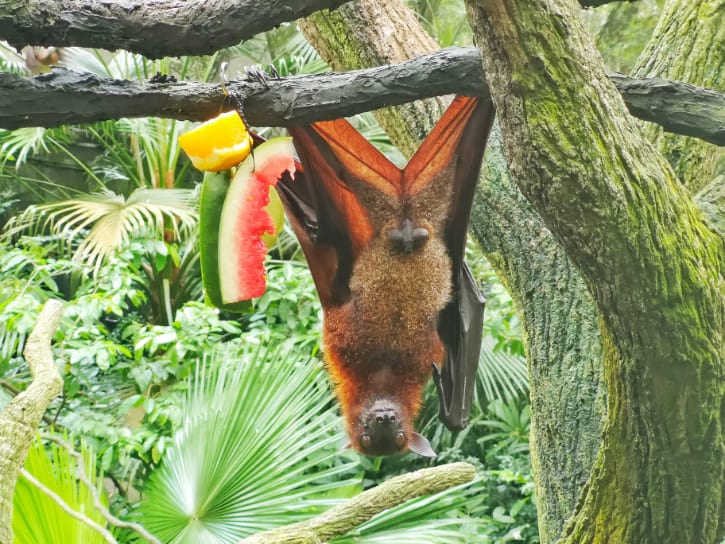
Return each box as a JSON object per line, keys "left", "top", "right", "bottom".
{"left": 218, "top": 138, "right": 296, "bottom": 303}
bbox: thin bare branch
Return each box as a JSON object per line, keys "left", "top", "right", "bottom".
{"left": 0, "top": 300, "right": 64, "bottom": 541}
{"left": 41, "top": 433, "right": 162, "bottom": 544}
{"left": 19, "top": 468, "right": 117, "bottom": 544}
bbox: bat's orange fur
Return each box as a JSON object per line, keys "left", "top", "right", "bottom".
{"left": 322, "top": 219, "right": 450, "bottom": 451}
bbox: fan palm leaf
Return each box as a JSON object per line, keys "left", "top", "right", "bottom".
{"left": 5, "top": 187, "right": 197, "bottom": 272}
{"left": 13, "top": 434, "right": 109, "bottom": 544}
{"left": 476, "top": 338, "right": 528, "bottom": 407}
{"left": 139, "top": 345, "right": 359, "bottom": 544}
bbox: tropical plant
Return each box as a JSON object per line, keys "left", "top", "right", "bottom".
{"left": 476, "top": 339, "right": 528, "bottom": 407}
{"left": 138, "top": 344, "right": 360, "bottom": 543}
{"left": 5, "top": 188, "right": 197, "bottom": 273}
{"left": 13, "top": 434, "right": 110, "bottom": 544}
{"left": 478, "top": 399, "right": 531, "bottom": 461}
{"left": 407, "top": 0, "right": 473, "bottom": 47}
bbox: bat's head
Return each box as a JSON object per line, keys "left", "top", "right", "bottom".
{"left": 352, "top": 399, "right": 436, "bottom": 457}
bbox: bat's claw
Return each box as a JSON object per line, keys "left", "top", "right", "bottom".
{"left": 244, "top": 64, "right": 281, "bottom": 89}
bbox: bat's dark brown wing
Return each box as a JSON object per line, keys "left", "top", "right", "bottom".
{"left": 278, "top": 119, "right": 400, "bottom": 307}
{"left": 277, "top": 96, "right": 495, "bottom": 430}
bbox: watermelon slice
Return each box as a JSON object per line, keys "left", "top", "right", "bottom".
{"left": 218, "top": 137, "right": 296, "bottom": 303}
{"left": 199, "top": 171, "right": 251, "bottom": 313}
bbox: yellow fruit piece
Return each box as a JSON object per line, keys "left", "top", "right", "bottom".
{"left": 262, "top": 186, "right": 285, "bottom": 248}
{"left": 179, "top": 111, "right": 253, "bottom": 172}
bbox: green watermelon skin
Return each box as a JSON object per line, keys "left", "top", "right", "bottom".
{"left": 218, "top": 137, "right": 296, "bottom": 304}
{"left": 199, "top": 171, "right": 251, "bottom": 313}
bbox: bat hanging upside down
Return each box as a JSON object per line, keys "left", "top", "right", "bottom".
{"left": 277, "top": 96, "right": 495, "bottom": 457}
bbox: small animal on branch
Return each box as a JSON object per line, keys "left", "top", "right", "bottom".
{"left": 278, "top": 95, "right": 495, "bottom": 457}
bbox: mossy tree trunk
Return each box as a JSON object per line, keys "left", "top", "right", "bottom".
{"left": 466, "top": 1, "right": 724, "bottom": 543}
{"left": 301, "top": 2, "right": 607, "bottom": 542}
{"left": 633, "top": 0, "right": 725, "bottom": 191}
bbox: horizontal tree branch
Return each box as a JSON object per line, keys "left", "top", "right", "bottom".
{"left": 609, "top": 73, "right": 725, "bottom": 145}
{"left": 2, "top": 0, "right": 629, "bottom": 60}
{"left": 0, "top": 47, "right": 722, "bottom": 146}
{"left": 1, "top": 0, "right": 351, "bottom": 60}
{"left": 237, "top": 462, "right": 476, "bottom": 544}
{"left": 580, "top": 0, "right": 636, "bottom": 6}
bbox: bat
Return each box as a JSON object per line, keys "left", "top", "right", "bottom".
{"left": 276, "top": 96, "right": 495, "bottom": 456}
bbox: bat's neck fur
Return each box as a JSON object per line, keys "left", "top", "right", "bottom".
{"left": 323, "top": 216, "right": 452, "bottom": 441}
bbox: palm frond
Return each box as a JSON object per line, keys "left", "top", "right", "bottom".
{"left": 332, "top": 479, "right": 486, "bottom": 543}
{"left": 139, "top": 344, "right": 359, "bottom": 543}
{"left": 58, "top": 47, "right": 111, "bottom": 76}
{"left": 0, "top": 41, "right": 28, "bottom": 74}
{"left": 352, "top": 113, "right": 407, "bottom": 166}
{"left": 13, "top": 434, "right": 109, "bottom": 544}
{"left": 476, "top": 338, "right": 529, "bottom": 407}
{"left": 5, "top": 188, "right": 197, "bottom": 271}
{"left": 0, "top": 127, "right": 53, "bottom": 167}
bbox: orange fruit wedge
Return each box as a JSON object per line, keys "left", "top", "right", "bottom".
{"left": 179, "top": 111, "right": 253, "bottom": 172}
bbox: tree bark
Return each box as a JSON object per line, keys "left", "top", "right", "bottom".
{"left": 300, "top": 2, "right": 607, "bottom": 542}
{"left": 633, "top": 0, "right": 725, "bottom": 191}
{"left": 0, "top": 0, "right": 630, "bottom": 60}
{"left": 465, "top": 1, "right": 724, "bottom": 543}
{"left": 237, "top": 462, "right": 476, "bottom": 544}
{"left": 2, "top": 58, "right": 724, "bottom": 147}
{"left": 300, "top": 1, "right": 445, "bottom": 156}
{"left": 0, "top": 0, "right": 351, "bottom": 59}
{"left": 0, "top": 300, "right": 63, "bottom": 543}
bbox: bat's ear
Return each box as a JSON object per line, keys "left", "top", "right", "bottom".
{"left": 408, "top": 432, "right": 436, "bottom": 458}
{"left": 339, "top": 438, "right": 352, "bottom": 452}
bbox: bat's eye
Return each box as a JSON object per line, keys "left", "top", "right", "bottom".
{"left": 395, "top": 431, "right": 405, "bottom": 447}
{"left": 361, "top": 434, "right": 372, "bottom": 449}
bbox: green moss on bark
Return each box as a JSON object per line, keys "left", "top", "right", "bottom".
{"left": 633, "top": 0, "right": 725, "bottom": 191}
{"left": 466, "top": 0, "right": 724, "bottom": 542}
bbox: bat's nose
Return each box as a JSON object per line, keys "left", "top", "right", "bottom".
{"left": 374, "top": 410, "right": 396, "bottom": 424}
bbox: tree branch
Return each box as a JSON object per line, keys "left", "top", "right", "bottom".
{"left": 1, "top": 0, "right": 631, "bottom": 59}
{"left": 609, "top": 73, "right": 725, "bottom": 147}
{"left": 237, "top": 462, "right": 476, "bottom": 544}
{"left": 0, "top": 0, "right": 351, "bottom": 60}
{"left": 0, "top": 300, "right": 63, "bottom": 542}
{"left": 580, "top": 0, "right": 636, "bottom": 6}
{"left": 0, "top": 47, "right": 722, "bottom": 146}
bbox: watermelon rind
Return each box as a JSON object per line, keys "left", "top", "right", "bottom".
{"left": 199, "top": 171, "right": 251, "bottom": 313}
{"left": 218, "top": 137, "right": 296, "bottom": 304}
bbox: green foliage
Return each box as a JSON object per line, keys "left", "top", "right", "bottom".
{"left": 139, "top": 346, "right": 359, "bottom": 543}
{"left": 13, "top": 434, "right": 109, "bottom": 544}
{"left": 245, "top": 258, "right": 322, "bottom": 353}
{"left": 584, "top": 0, "right": 665, "bottom": 73}
{"left": 406, "top": 0, "right": 473, "bottom": 47}
{"left": 331, "top": 481, "right": 486, "bottom": 544}
{"left": 476, "top": 339, "right": 528, "bottom": 408}
{"left": 478, "top": 466, "right": 538, "bottom": 543}
{"left": 478, "top": 399, "right": 531, "bottom": 463}
{"left": 5, "top": 188, "right": 198, "bottom": 274}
